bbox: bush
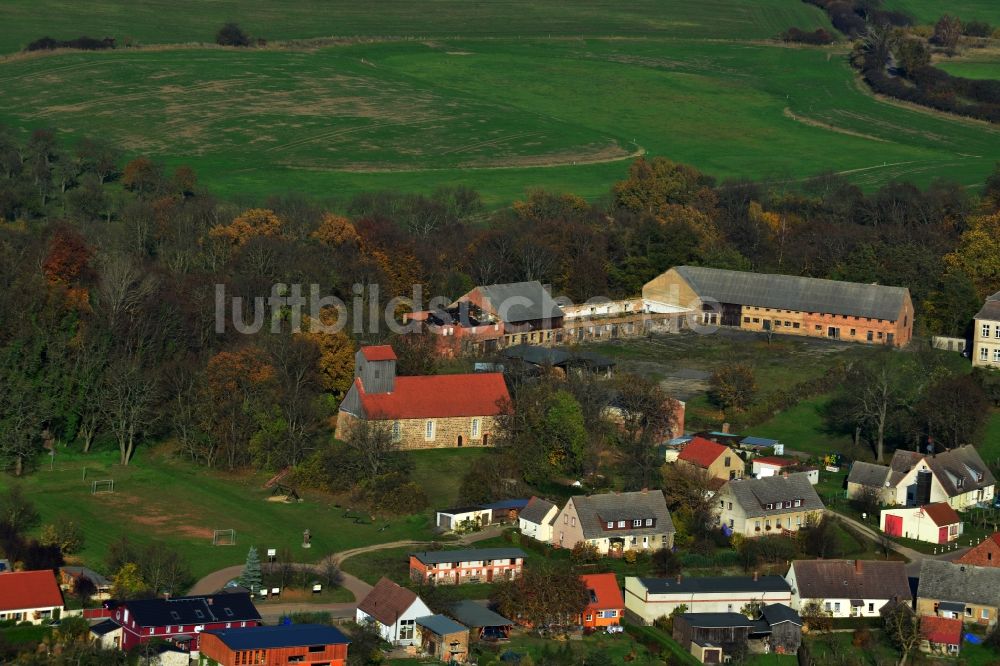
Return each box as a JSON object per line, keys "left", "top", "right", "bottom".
{"left": 361, "top": 472, "right": 428, "bottom": 515}
{"left": 25, "top": 36, "right": 115, "bottom": 52}
{"left": 39, "top": 517, "right": 84, "bottom": 554}
{"left": 964, "top": 21, "right": 993, "bottom": 37}
{"left": 216, "top": 22, "right": 251, "bottom": 47}
{"left": 781, "top": 27, "right": 835, "bottom": 44}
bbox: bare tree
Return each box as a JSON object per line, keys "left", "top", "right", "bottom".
{"left": 100, "top": 360, "right": 159, "bottom": 465}
{"left": 344, "top": 418, "right": 398, "bottom": 481}
{"left": 883, "top": 603, "right": 920, "bottom": 666}
{"left": 95, "top": 253, "right": 158, "bottom": 331}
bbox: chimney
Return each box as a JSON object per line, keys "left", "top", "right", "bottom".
{"left": 855, "top": 560, "right": 862, "bottom": 574}
{"left": 722, "top": 422, "right": 731, "bottom": 434}
{"left": 753, "top": 571, "right": 759, "bottom": 582}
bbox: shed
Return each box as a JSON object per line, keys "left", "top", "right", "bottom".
{"left": 449, "top": 601, "right": 513, "bottom": 640}
{"left": 416, "top": 614, "right": 469, "bottom": 663}
{"left": 880, "top": 503, "right": 962, "bottom": 544}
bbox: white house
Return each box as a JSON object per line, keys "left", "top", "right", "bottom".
{"left": 880, "top": 503, "right": 962, "bottom": 544}
{"left": 356, "top": 577, "right": 433, "bottom": 646}
{"left": 752, "top": 457, "right": 797, "bottom": 478}
{"left": 624, "top": 575, "right": 791, "bottom": 625}
{"left": 786, "top": 560, "right": 911, "bottom": 618}
{"left": 435, "top": 506, "right": 493, "bottom": 532}
{"left": 517, "top": 496, "right": 558, "bottom": 542}
{"left": 0, "top": 570, "right": 64, "bottom": 624}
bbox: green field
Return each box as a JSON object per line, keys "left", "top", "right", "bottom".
{"left": 885, "top": 0, "right": 1000, "bottom": 26}
{"left": 0, "top": 0, "right": 832, "bottom": 55}
{"left": 938, "top": 58, "right": 1000, "bottom": 80}
{"left": 0, "top": 448, "right": 435, "bottom": 579}
{"left": 3, "top": 25, "right": 1000, "bottom": 203}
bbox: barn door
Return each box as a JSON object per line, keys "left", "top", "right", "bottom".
{"left": 885, "top": 514, "right": 902, "bottom": 537}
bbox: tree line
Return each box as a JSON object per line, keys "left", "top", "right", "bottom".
{"left": 1, "top": 125, "right": 998, "bottom": 481}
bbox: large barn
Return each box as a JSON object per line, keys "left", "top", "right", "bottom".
{"left": 643, "top": 266, "right": 913, "bottom": 346}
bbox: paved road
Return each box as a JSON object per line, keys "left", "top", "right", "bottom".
{"left": 188, "top": 525, "right": 506, "bottom": 619}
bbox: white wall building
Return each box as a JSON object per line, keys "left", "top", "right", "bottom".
{"left": 356, "top": 577, "right": 433, "bottom": 646}
{"left": 624, "top": 575, "right": 791, "bottom": 625}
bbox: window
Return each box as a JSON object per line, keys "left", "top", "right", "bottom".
{"left": 392, "top": 421, "right": 402, "bottom": 442}
{"left": 617, "top": 520, "right": 626, "bottom": 528}
{"left": 425, "top": 420, "right": 435, "bottom": 441}
{"left": 194, "top": 610, "right": 205, "bottom": 620}
{"left": 965, "top": 607, "right": 973, "bottom": 617}
{"left": 869, "top": 603, "right": 874, "bottom": 613}
{"left": 815, "top": 325, "right": 822, "bottom": 331}
{"left": 606, "top": 521, "right": 613, "bottom": 529}
{"left": 633, "top": 519, "right": 642, "bottom": 527}
{"left": 720, "top": 500, "right": 725, "bottom": 508}
{"left": 877, "top": 331, "right": 883, "bottom": 339}
{"left": 824, "top": 602, "right": 831, "bottom": 612}
{"left": 471, "top": 418, "right": 480, "bottom": 438}
{"left": 793, "top": 499, "right": 801, "bottom": 507}
{"left": 755, "top": 520, "right": 761, "bottom": 530}
{"left": 752, "top": 318, "right": 760, "bottom": 323}
{"left": 834, "top": 602, "right": 841, "bottom": 613}
{"left": 776, "top": 518, "right": 782, "bottom": 529}
{"left": 724, "top": 457, "right": 731, "bottom": 467}
{"left": 984, "top": 324, "right": 992, "bottom": 338}
{"left": 765, "top": 503, "right": 773, "bottom": 510}
{"left": 793, "top": 322, "right": 800, "bottom": 329}
{"left": 994, "top": 348, "right": 1000, "bottom": 362}
{"left": 850, "top": 329, "right": 856, "bottom": 336}
{"left": 309, "top": 646, "right": 326, "bottom": 653}
{"left": 399, "top": 619, "right": 415, "bottom": 640}
{"left": 784, "top": 321, "right": 791, "bottom": 327}
{"left": 224, "top": 608, "right": 234, "bottom": 617}
{"left": 983, "top": 609, "right": 990, "bottom": 619}
{"left": 775, "top": 320, "right": 782, "bottom": 327}
{"left": 743, "top": 317, "right": 750, "bottom": 323}
{"left": 645, "top": 518, "right": 653, "bottom": 527}
{"left": 996, "top": 327, "right": 1000, "bottom": 339}
{"left": 765, "top": 519, "right": 771, "bottom": 529}
{"left": 981, "top": 347, "right": 990, "bottom": 361}
{"left": 784, "top": 500, "right": 791, "bottom": 508}
{"left": 727, "top": 502, "right": 732, "bottom": 510}
{"left": 571, "top": 517, "right": 576, "bottom": 527}
{"left": 170, "top": 611, "right": 180, "bottom": 621}
{"left": 867, "top": 331, "right": 874, "bottom": 342}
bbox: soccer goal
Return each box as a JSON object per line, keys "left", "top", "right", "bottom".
{"left": 91, "top": 479, "right": 114, "bottom": 494}
{"left": 213, "top": 529, "right": 236, "bottom": 546}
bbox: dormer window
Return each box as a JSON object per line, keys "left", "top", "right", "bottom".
{"left": 633, "top": 519, "right": 642, "bottom": 527}
{"left": 606, "top": 521, "right": 614, "bottom": 529}
{"left": 765, "top": 503, "right": 773, "bottom": 510}
{"left": 784, "top": 501, "right": 791, "bottom": 509}
{"left": 793, "top": 499, "right": 802, "bottom": 507}
{"left": 617, "top": 520, "right": 626, "bottom": 528}
{"left": 194, "top": 610, "right": 205, "bottom": 620}
{"left": 170, "top": 611, "right": 180, "bottom": 621}
{"left": 957, "top": 478, "right": 964, "bottom": 488}
{"left": 645, "top": 518, "right": 653, "bottom": 526}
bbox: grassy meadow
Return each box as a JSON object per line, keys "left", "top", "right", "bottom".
{"left": 885, "top": 0, "right": 1000, "bottom": 26}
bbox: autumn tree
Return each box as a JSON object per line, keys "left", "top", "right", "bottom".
{"left": 490, "top": 562, "right": 589, "bottom": 628}
{"left": 932, "top": 15, "right": 962, "bottom": 54}
{"left": 42, "top": 226, "right": 92, "bottom": 285}
{"left": 121, "top": 156, "right": 164, "bottom": 197}
{"left": 75, "top": 137, "right": 121, "bottom": 184}
{"left": 171, "top": 165, "right": 197, "bottom": 197}
{"left": 202, "top": 346, "right": 275, "bottom": 469}
{"left": 944, "top": 212, "right": 1000, "bottom": 299}
{"left": 709, "top": 364, "right": 757, "bottom": 413}
{"left": 613, "top": 157, "right": 716, "bottom": 214}
{"left": 209, "top": 208, "right": 285, "bottom": 249}
{"left": 311, "top": 213, "right": 360, "bottom": 248}
{"left": 298, "top": 310, "right": 355, "bottom": 397}
{"left": 111, "top": 562, "right": 149, "bottom": 599}
{"left": 916, "top": 374, "right": 990, "bottom": 449}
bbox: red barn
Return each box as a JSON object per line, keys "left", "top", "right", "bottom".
{"left": 200, "top": 623, "right": 350, "bottom": 666}
{"left": 109, "top": 593, "right": 261, "bottom": 653}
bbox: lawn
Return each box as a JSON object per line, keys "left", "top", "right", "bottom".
{"left": 408, "top": 448, "right": 486, "bottom": 509}
{"left": 745, "top": 395, "right": 855, "bottom": 458}
{"left": 0, "top": 447, "right": 435, "bottom": 580}
{"left": 979, "top": 409, "right": 1000, "bottom": 466}
{"left": 0, "top": 0, "right": 832, "bottom": 55}
{"left": 3, "top": 36, "right": 1000, "bottom": 204}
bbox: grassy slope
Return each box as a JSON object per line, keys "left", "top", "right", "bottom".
{"left": 0, "top": 448, "right": 434, "bottom": 579}
{"left": 884, "top": 0, "right": 1000, "bottom": 25}
{"left": 938, "top": 59, "right": 1000, "bottom": 80}
{"left": 0, "top": 0, "right": 832, "bottom": 54}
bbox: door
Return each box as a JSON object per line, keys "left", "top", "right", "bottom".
{"left": 885, "top": 514, "right": 903, "bottom": 537}
{"left": 939, "top": 526, "right": 949, "bottom": 544}
{"left": 828, "top": 327, "right": 840, "bottom": 339}
{"left": 487, "top": 568, "right": 494, "bottom": 583}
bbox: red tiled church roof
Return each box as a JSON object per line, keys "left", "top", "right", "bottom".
{"left": 361, "top": 345, "right": 397, "bottom": 362}
{"left": 922, "top": 502, "right": 961, "bottom": 526}
{"left": 0, "top": 570, "right": 63, "bottom": 612}
{"left": 678, "top": 437, "right": 728, "bottom": 468}
{"left": 921, "top": 615, "right": 961, "bottom": 646}
{"left": 581, "top": 573, "right": 624, "bottom": 611}
{"left": 357, "top": 373, "right": 509, "bottom": 419}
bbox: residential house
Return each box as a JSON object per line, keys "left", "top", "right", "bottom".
{"left": 415, "top": 615, "right": 469, "bottom": 663}
{"left": 956, "top": 533, "right": 1000, "bottom": 567}
{"left": 880, "top": 503, "right": 962, "bottom": 544}
{"left": 624, "top": 575, "right": 792, "bottom": 625}
{"left": 551, "top": 489, "right": 675, "bottom": 556}
{"left": 676, "top": 437, "right": 744, "bottom": 485}
{"left": 579, "top": 573, "right": 625, "bottom": 629}
{"left": 846, "top": 446, "right": 996, "bottom": 510}
{"left": 409, "top": 548, "right": 525, "bottom": 585}
{"left": 917, "top": 560, "right": 1000, "bottom": 627}
{"left": 0, "top": 570, "right": 64, "bottom": 625}
{"left": 715, "top": 473, "right": 825, "bottom": 537}
{"left": 643, "top": 265, "right": 914, "bottom": 345}
{"left": 198, "top": 624, "right": 350, "bottom": 666}
{"left": 786, "top": 560, "right": 911, "bottom": 618}
{"left": 108, "top": 592, "right": 262, "bottom": 653}
{"left": 336, "top": 346, "right": 510, "bottom": 450}
{"left": 920, "top": 616, "right": 962, "bottom": 656}
{"left": 59, "top": 566, "right": 112, "bottom": 600}
{"left": 435, "top": 506, "right": 493, "bottom": 532}
{"left": 448, "top": 601, "right": 513, "bottom": 642}
{"left": 518, "top": 496, "right": 559, "bottom": 543}
{"left": 972, "top": 291, "right": 1000, "bottom": 369}
{"left": 356, "top": 577, "right": 432, "bottom": 646}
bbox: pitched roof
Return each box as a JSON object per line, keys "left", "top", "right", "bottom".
{"left": 740, "top": 436, "right": 780, "bottom": 448}
{"left": 847, "top": 462, "right": 890, "bottom": 488}
{"left": 360, "top": 345, "right": 397, "bottom": 362}
{"left": 921, "top": 502, "right": 961, "bottom": 526}
{"left": 448, "top": 600, "right": 512, "bottom": 628}
{"left": 90, "top": 619, "right": 120, "bottom": 637}
{"left": 753, "top": 457, "right": 796, "bottom": 468}
{"left": 0, "top": 570, "right": 63, "bottom": 612}
{"left": 355, "top": 372, "right": 510, "bottom": 419}
{"left": 956, "top": 532, "right": 1000, "bottom": 567}
{"left": 570, "top": 490, "right": 675, "bottom": 540}
{"left": 357, "top": 578, "right": 420, "bottom": 627}
{"left": 581, "top": 573, "right": 624, "bottom": 611}
{"left": 60, "top": 566, "right": 111, "bottom": 587}
{"left": 974, "top": 291, "right": 1000, "bottom": 321}
{"left": 761, "top": 603, "right": 802, "bottom": 626}
{"left": 920, "top": 616, "right": 962, "bottom": 646}
{"left": 204, "top": 624, "right": 349, "bottom": 650}
{"left": 917, "top": 560, "right": 1000, "bottom": 607}
{"left": 678, "top": 612, "right": 755, "bottom": 628}
{"left": 678, "top": 437, "right": 729, "bottom": 468}
{"left": 636, "top": 576, "right": 791, "bottom": 595}
{"left": 672, "top": 265, "right": 910, "bottom": 320}
{"left": 475, "top": 281, "right": 564, "bottom": 323}
{"left": 790, "top": 560, "right": 910, "bottom": 602}
{"left": 888, "top": 446, "right": 996, "bottom": 498}
{"left": 410, "top": 548, "right": 525, "bottom": 566}
{"left": 722, "top": 473, "right": 824, "bottom": 518}
{"left": 416, "top": 614, "right": 467, "bottom": 636}
{"left": 480, "top": 499, "right": 530, "bottom": 511}
{"left": 121, "top": 593, "right": 260, "bottom": 627}
{"left": 519, "top": 496, "right": 558, "bottom": 525}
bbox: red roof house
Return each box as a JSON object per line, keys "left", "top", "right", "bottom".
{"left": 677, "top": 437, "right": 743, "bottom": 482}
{"left": 0, "top": 570, "right": 64, "bottom": 624}
{"left": 336, "top": 346, "right": 510, "bottom": 449}
{"left": 920, "top": 615, "right": 962, "bottom": 654}
{"left": 956, "top": 533, "right": 1000, "bottom": 568}
{"left": 579, "top": 573, "right": 624, "bottom": 629}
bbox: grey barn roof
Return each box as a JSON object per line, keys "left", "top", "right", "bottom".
{"left": 847, "top": 462, "right": 891, "bottom": 488}
{"left": 674, "top": 265, "right": 910, "bottom": 321}
{"left": 918, "top": 560, "right": 1000, "bottom": 607}
{"left": 637, "top": 576, "right": 791, "bottom": 595}
{"left": 722, "top": 473, "right": 824, "bottom": 518}
{"left": 449, "top": 600, "right": 513, "bottom": 628}
{"left": 975, "top": 291, "right": 1000, "bottom": 321}
{"left": 678, "top": 612, "right": 754, "bottom": 628}
{"left": 761, "top": 603, "right": 802, "bottom": 626}
{"left": 410, "top": 548, "right": 526, "bottom": 565}
{"left": 476, "top": 281, "right": 564, "bottom": 323}
{"left": 790, "top": 560, "right": 911, "bottom": 602}
{"left": 519, "top": 497, "right": 557, "bottom": 525}
{"left": 571, "top": 490, "right": 675, "bottom": 541}
{"left": 416, "top": 614, "right": 467, "bottom": 636}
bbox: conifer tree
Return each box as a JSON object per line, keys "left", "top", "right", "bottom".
{"left": 239, "top": 546, "right": 262, "bottom": 593}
